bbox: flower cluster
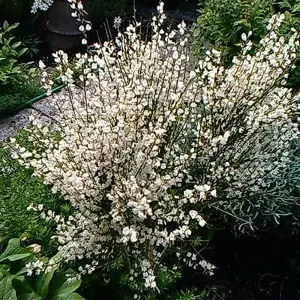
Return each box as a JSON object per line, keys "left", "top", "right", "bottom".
{"left": 68, "top": 0, "right": 91, "bottom": 45}
{"left": 31, "top": 0, "right": 53, "bottom": 13}
{"left": 10, "top": 2, "right": 300, "bottom": 293}
{"left": 26, "top": 259, "right": 45, "bottom": 276}
{"left": 113, "top": 16, "right": 122, "bottom": 30}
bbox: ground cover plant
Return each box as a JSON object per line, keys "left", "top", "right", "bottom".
{"left": 5, "top": 1, "right": 300, "bottom": 298}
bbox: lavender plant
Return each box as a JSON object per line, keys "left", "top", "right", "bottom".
{"left": 9, "top": 2, "right": 300, "bottom": 296}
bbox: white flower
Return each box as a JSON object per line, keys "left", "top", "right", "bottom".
{"left": 157, "top": 2, "right": 164, "bottom": 14}
{"left": 79, "top": 25, "right": 85, "bottom": 32}
{"left": 241, "top": 33, "right": 247, "bottom": 41}
{"left": 82, "top": 39, "right": 87, "bottom": 45}
{"left": 122, "top": 227, "right": 130, "bottom": 235}
{"left": 189, "top": 210, "right": 198, "bottom": 219}
{"left": 38, "top": 60, "right": 46, "bottom": 69}
{"left": 130, "top": 231, "right": 138, "bottom": 243}
{"left": 210, "top": 190, "right": 217, "bottom": 197}
{"left": 28, "top": 244, "right": 42, "bottom": 254}
{"left": 113, "top": 16, "right": 122, "bottom": 29}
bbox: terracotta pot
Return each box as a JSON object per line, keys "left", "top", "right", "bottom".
{"left": 47, "top": 0, "right": 83, "bottom": 51}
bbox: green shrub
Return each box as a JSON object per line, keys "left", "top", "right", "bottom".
{"left": 0, "top": 0, "right": 42, "bottom": 61}
{"left": 192, "top": 0, "right": 300, "bottom": 90}
{"left": 0, "top": 21, "right": 36, "bottom": 89}
{"left": 192, "top": 0, "right": 274, "bottom": 66}
{"left": 0, "top": 21, "right": 46, "bottom": 118}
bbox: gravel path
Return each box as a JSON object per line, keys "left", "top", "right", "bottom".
{"left": 0, "top": 96, "right": 58, "bottom": 143}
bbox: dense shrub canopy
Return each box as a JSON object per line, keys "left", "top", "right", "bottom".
{"left": 8, "top": 2, "right": 300, "bottom": 297}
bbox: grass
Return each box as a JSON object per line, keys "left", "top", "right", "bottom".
{"left": 0, "top": 81, "right": 45, "bottom": 118}
{"left": 0, "top": 130, "right": 72, "bottom": 255}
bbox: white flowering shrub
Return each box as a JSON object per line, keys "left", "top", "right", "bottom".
{"left": 10, "top": 2, "right": 300, "bottom": 296}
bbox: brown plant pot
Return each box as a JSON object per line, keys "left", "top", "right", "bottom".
{"left": 47, "top": 0, "right": 83, "bottom": 51}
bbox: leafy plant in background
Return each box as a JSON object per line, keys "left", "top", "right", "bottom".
{"left": 0, "top": 0, "right": 42, "bottom": 62}
{"left": 21, "top": 33, "right": 42, "bottom": 60}
{"left": 193, "top": 0, "right": 300, "bottom": 90}
{"left": 0, "top": 20, "right": 64, "bottom": 118}
{"left": 0, "top": 237, "right": 84, "bottom": 299}
{"left": 276, "top": 0, "right": 300, "bottom": 89}
{"left": 0, "top": 21, "right": 36, "bottom": 89}
{"left": 192, "top": 0, "right": 274, "bottom": 66}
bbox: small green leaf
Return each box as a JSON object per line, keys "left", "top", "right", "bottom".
{"left": 11, "top": 41, "right": 22, "bottom": 49}
{"left": 12, "top": 276, "right": 42, "bottom": 300}
{"left": 17, "top": 48, "right": 28, "bottom": 58}
{"left": 279, "top": 0, "right": 292, "bottom": 9}
{"left": 34, "top": 271, "right": 55, "bottom": 298}
{"left": 3, "top": 21, "right": 9, "bottom": 31}
{"left": 18, "top": 294, "right": 42, "bottom": 300}
{"left": 7, "top": 23, "right": 19, "bottom": 32}
{"left": 292, "top": 3, "right": 300, "bottom": 13}
{"left": 0, "top": 276, "right": 17, "bottom": 300}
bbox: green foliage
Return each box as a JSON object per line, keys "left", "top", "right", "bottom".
{"left": 169, "top": 289, "right": 209, "bottom": 300}
{"left": 156, "top": 269, "right": 182, "bottom": 292}
{"left": 277, "top": 0, "right": 300, "bottom": 89}
{"left": 0, "top": 81, "right": 44, "bottom": 117}
{"left": 21, "top": 33, "right": 42, "bottom": 60}
{"left": 0, "top": 21, "right": 45, "bottom": 117}
{"left": 193, "top": 0, "right": 300, "bottom": 90}
{"left": 0, "top": 238, "right": 84, "bottom": 300}
{"left": 0, "top": 0, "right": 42, "bottom": 61}
{"left": 193, "top": 0, "right": 274, "bottom": 66}
{"left": 0, "top": 133, "right": 71, "bottom": 255}
{"left": 0, "top": 21, "right": 36, "bottom": 89}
